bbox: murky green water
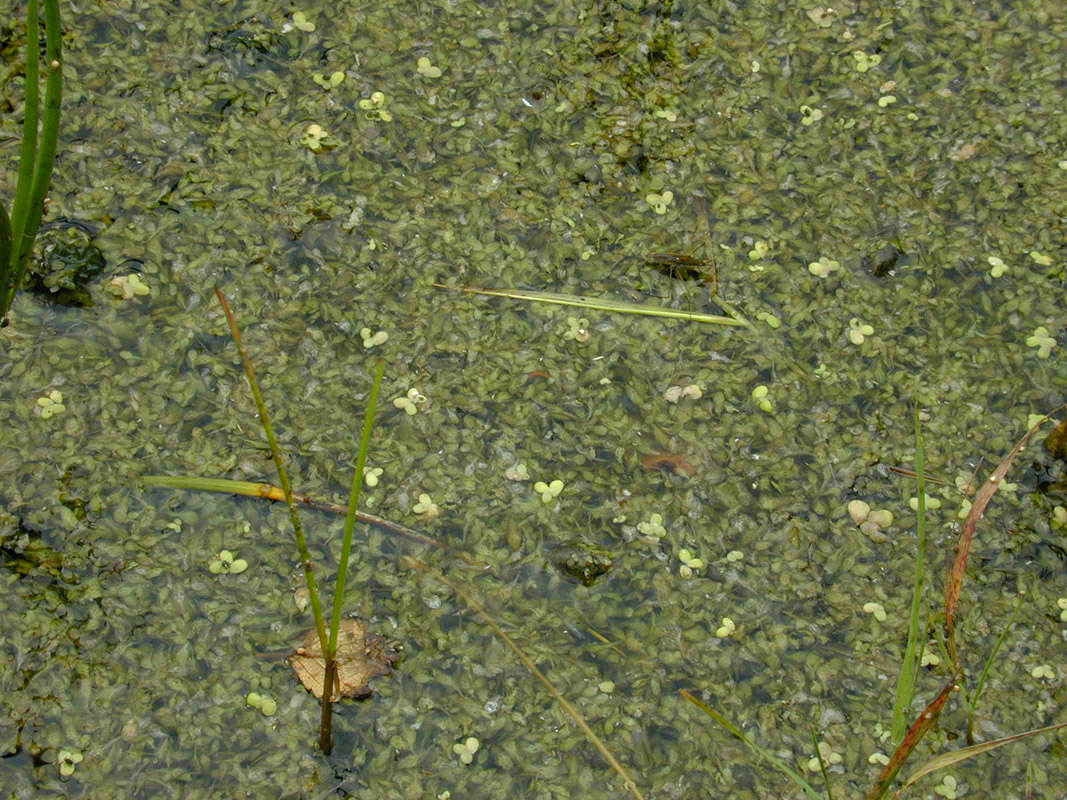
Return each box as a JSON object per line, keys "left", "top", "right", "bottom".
{"left": 1, "top": 0, "right": 1065, "bottom": 797}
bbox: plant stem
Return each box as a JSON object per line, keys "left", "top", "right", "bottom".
{"left": 19, "top": 0, "right": 63, "bottom": 270}
{"left": 2, "top": 0, "right": 61, "bottom": 320}
{"left": 328, "top": 360, "right": 384, "bottom": 653}
{"left": 140, "top": 473, "right": 485, "bottom": 565}
{"left": 435, "top": 284, "right": 748, "bottom": 326}
{"left": 213, "top": 288, "right": 330, "bottom": 665}
{"left": 318, "top": 658, "right": 337, "bottom": 754}
{"left": 6, "top": 0, "right": 42, "bottom": 283}
{"left": 319, "top": 360, "right": 384, "bottom": 754}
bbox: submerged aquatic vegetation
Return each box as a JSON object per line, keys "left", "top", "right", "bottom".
{"left": 4, "top": 0, "right": 1066, "bottom": 796}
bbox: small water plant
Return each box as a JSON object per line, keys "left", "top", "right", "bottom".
{"left": 213, "top": 287, "right": 386, "bottom": 753}
{"left": 146, "top": 292, "right": 646, "bottom": 792}
{"left": 682, "top": 406, "right": 1067, "bottom": 798}
{"left": 1, "top": 0, "right": 62, "bottom": 324}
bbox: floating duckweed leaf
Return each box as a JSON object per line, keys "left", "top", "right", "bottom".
{"left": 289, "top": 618, "right": 399, "bottom": 701}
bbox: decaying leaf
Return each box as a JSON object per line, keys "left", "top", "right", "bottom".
{"left": 289, "top": 617, "right": 399, "bottom": 701}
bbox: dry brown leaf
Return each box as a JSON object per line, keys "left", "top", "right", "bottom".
{"left": 289, "top": 618, "right": 399, "bottom": 701}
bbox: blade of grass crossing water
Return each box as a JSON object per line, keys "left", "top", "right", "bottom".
{"left": 141, "top": 474, "right": 484, "bottom": 564}
{"left": 901, "top": 721, "right": 1067, "bottom": 789}
{"left": 437, "top": 284, "right": 749, "bottom": 327}
{"left": 679, "top": 690, "right": 822, "bottom": 800}
{"left": 214, "top": 288, "right": 329, "bottom": 659}
{"left": 410, "top": 559, "right": 647, "bottom": 800}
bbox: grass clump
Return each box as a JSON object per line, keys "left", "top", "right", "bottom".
{"left": 683, "top": 406, "right": 1067, "bottom": 798}
{"left": 1, "top": 0, "right": 62, "bottom": 324}
{"left": 214, "top": 287, "right": 383, "bottom": 753}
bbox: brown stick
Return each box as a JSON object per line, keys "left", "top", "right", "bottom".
{"left": 866, "top": 677, "right": 960, "bottom": 800}
{"left": 943, "top": 406, "right": 1064, "bottom": 666}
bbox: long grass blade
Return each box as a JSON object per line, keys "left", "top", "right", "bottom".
{"left": 679, "top": 690, "right": 822, "bottom": 800}
{"left": 410, "top": 559, "right": 646, "bottom": 800}
{"left": 3, "top": 0, "right": 61, "bottom": 319}
{"left": 15, "top": 0, "right": 62, "bottom": 273}
{"left": 320, "top": 360, "right": 384, "bottom": 751}
{"left": 329, "top": 359, "right": 384, "bottom": 657}
{"left": 901, "top": 721, "right": 1067, "bottom": 788}
{"left": 436, "top": 284, "right": 748, "bottom": 326}
{"left": 319, "top": 361, "right": 384, "bottom": 754}
{"left": 7, "top": 0, "right": 41, "bottom": 275}
{"left": 141, "top": 474, "right": 485, "bottom": 566}
{"left": 214, "top": 288, "right": 329, "bottom": 659}
{"left": 809, "top": 726, "right": 836, "bottom": 800}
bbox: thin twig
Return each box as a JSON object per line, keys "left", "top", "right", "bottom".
{"left": 407, "top": 558, "right": 646, "bottom": 800}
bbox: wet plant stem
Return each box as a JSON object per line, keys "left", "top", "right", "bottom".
{"left": 214, "top": 287, "right": 387, "bottom": 754}
{"left": 1, "top": 0, "right": 61, "bottom": 323}
{"left": 214, "top": 288, "right": 330, "bottom": 664}
{"left": 320, "top": 359, "right": 384, "bottom": 753}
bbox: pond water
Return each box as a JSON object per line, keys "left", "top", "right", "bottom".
{"left": 1, "top": 0, "right": 1065, "bottom": 797}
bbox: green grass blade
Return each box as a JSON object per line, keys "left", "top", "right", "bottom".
{"left": 319, "top": 360, "right": 382, "bottom": 755}
{"left": 7, "top": 0, "right": 41, "bottom": 275}
{"left": 3, "top": 0, "right": 40, "bottom": 317}
{"left": 965, "top": 593, "right": 1024, "bottom": 740}
{"left": 328, "top": 360, "right": 384, "bottom": 657}
{"left": 15, "top": 0, "right": 62, "bottom": 273}
{"left": 708, "top": 293, "right": 756, "bottom": 330}
{"left": 809, "top": 726, "right": 836, "bottom": 800}
{"left": 679, "top": 690, "right": 822, "bottom": 800}
{"left": 439, "top": 285, "right": 748, "bottom": 326}
{"left": 141, "top": 475, "right": 274, "bottom": 495}
{"left": 892, "top": 406, "right": 928, "bottom": 741}
{"left": 3, "top": 0, "right": 61, "bottom": 320}
{"left": 214, "top": 288, "right": 329, "bottom": 655}
{"left": 0, "top": 204, "right": 12, "bottom": 309}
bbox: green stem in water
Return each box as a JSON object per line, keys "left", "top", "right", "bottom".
{"left": 213, "top": 288, "right": 329, "bottom": 664}
{"left": 3, "top": 0, "right": 61, "bottom": 320}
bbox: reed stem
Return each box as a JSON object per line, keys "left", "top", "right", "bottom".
{"left": 2, "top": 0, "right": 62, "bottom": 321}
